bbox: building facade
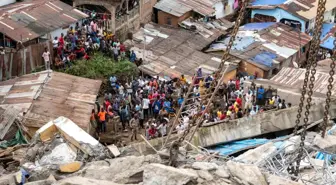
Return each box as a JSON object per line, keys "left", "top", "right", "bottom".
{"left": 73, "top": 0, "right": 157, "bottom": 40}
{"left": 249, "top": 0, "right": 336, "bottom": 33}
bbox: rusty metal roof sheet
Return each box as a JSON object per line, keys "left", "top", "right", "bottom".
{"left": 270, "top": 67, "right": 336, "bottom": 96}
{"left": 154, "top": 0, "right": 192, "bottom": 17}
{"left": 129, "top": 23, "right": 236, "bottom": 81}
{"left": 0, "top": 71, "right": 101, "bottom": 131}
{"left": 0, "top": 0, "right": 88, "bottom": 42}
{"left": 250, "top": 0, "right": 336, "bottom": 21}
{"left": 154, "top": 0, "right": 216, "bottom": 16}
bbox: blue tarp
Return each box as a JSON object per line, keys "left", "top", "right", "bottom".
{"left": 251, "top": 51, "right": 276, "bottom": 68}
{"left": 320, "top": 36, "right": 335, "bottom": 50}
{"left": 251, "top": 0, "right": 286, "bottom": 6}
{"left": 320, "top": 23, "right": 335, "bottom": 40}
{"left": 242, "top": 22, "right": 276, "bottom": 31}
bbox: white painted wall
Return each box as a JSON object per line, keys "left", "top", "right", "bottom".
{"left": 323, "top": 9, "right": 335, "bottom": 23}
{"left": 308, "top": 9, "right": 335, "bottom": 30}
{"left": 214, "top": 0, "right": 235, "bottom": 19}
{"left": 0, "top": 0, "right": 16, "bottom": 7}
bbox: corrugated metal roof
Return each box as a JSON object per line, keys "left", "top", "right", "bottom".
{"left": 154, "top": 0, "right": 216, "bottom": 16}
{"left": 206, "top": 22, "right": 312, "bottom": 71}
{"left": 320, "top": 23, "right": 336, "bottom": 50}
{"left": 0, "top": 71, "right": 101, "bottom": 131}
{"left": 154, "top": 0, "right": 192, "bottom": 17}
{"left": 129, "top": 23, "right": 236, "bottom": 81}
{"left": 0, "top": 0, "right": 88, "bottom": 42}
{"left": 270, "top": 67, "right": 336, "bottom": 96}
{"left": 250, "top": 0, "right": 336, "bottom": 21}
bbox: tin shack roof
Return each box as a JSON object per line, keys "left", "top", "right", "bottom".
{"left": 250, "top": 0, "right": 336, "bottom": 21}
{"left": 0, "top": 71, "right": 101, "bottom": 131}
{"left": 154, "top": 0, "right": 192, "bottom": 17}
{"left": 0, "top": 0, "right": 88, "bottom": 43}
{"left": 129, "top": 23, "right": 237, "bottom": 81}
{"left": 206, "top": 22, "right": 311, "bottom": 71}
{"left": 154, "top": 0, "right": 216, "bottom": 17}
{"left": 320, "top": 23, "right": 336, "bottom": 50}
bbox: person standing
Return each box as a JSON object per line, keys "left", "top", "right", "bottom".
{"left": 97, "top": 108, "right": 107, "bottom": 134}
{"left": 130, "top": 50, "right": 136, "bottom": 63}
{"left": 42, "top": 48, "right": 51, "bottom": 73}
{"left": 142, "top": 96, "right": 150, "bottom": 120}
{"left": 130, "top": 114, "right": 139, "bottom": 141}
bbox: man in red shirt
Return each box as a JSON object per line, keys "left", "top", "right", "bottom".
{"left": 148, "top": 124, "right": 157, "bottom": 139}
{"left": 236, "top": 95, "right": 242, "bottom": 108}
{"left": 58, "top": 33, "right": 64, "bottom": 48}
{"left": 120, "top": 43, "right": 126, "bottom": 59}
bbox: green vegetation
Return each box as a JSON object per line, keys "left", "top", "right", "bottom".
{"left": 61, "top": 53, "right": 139, "bottom": 80}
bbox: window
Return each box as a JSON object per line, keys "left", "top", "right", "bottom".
{"left": 166, "top": 17, "right": 172, "bottom": 25}
{"left": 332, "top": 8, "right": 336, "bottom": 16}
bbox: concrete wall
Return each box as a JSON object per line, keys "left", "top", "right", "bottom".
{"left": 239, "top": 60, "right": 266, "bottom": 78}
{"left": 141, "top": 0, "right": 157, "bottom": 23}
{"left": 192, "top": 99, "right": 336, "bottom": 147}
{"left": 157, "top": 11, "right": 192, "bottom": 28}
{"left": 223, "top": 69, "right": 237, "bottom": 83}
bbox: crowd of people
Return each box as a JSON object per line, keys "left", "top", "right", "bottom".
{"left": 42, "top": 10, "right": 293, "bottom": 143}
{"left": 42, "top": 13, "right": 139, "bottom": 71}
{"left": 88, "top": 68, "right": 292, "bottom": 142}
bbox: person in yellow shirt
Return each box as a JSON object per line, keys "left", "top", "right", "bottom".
{"left": 180, "top": 74, "right": 187, "bottom": 85}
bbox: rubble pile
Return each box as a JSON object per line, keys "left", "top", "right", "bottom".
{"left": 1, "top": 116, "right": 336, "bottom": 185}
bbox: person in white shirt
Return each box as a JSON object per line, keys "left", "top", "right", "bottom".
{"left": 157, "top": 122, "right": 167, "bottom": 136}
{"left": 52, "top": 37, "right": 58, "bottom": 49}
{"left": 142, "top": 97, "right": 150, "bottom": 119}
{"left": 176, "top": 123, "right": 185, "bottom": 134}
{"left": 42, "top": 47, "right": 50, "bottom": 71}
{"left": 244, "top": 91, "right": 253, "bottom": 111}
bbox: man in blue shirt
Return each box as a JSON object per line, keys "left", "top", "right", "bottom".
{"left": 178, "top": 95, "right": 184, "bottom": 107}
{"left": 257, "top": 86, "right": 265, "bottom": 105}
{"left": 153, "top": 98, "right": 161, "bottom": 119}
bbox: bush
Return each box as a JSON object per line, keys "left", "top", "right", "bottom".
{"left": 62, "top": 53, "right": 139, "bottom": 80}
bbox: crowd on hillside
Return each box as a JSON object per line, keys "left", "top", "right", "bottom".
{"left": 89, "top": 70, "right": 292, "bottom": 141}
{"left": 42, "top": 14, "right": 139, "bottom": 71}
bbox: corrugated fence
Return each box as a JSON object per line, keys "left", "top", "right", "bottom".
{"left": 0, "top": 41, "right": 52, "bottom": 81}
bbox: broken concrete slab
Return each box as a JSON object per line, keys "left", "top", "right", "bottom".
{"left": 313, "top": 134, "right": 336, "bottom": 153}
{"left": 59, "top": 161, "right": 82, "bottom": 173}
{"left": 143, "top": 163, "right": 198, "bottom": 185}
{"left": 197, "top": 170, "right": 213, "bottom": 181}
{"left": 24, "top": 175, "right": 56, "bottom": 185}
{"left": 191, "top": 162, "right": 218, "bottom": 171}
{"left": 235, "top": 142, "right": 277, "bottom": 165}
{"left": 54, "top": 176, "right": 130, "bottom": 185}
{"left": 267, "top": 174, "right": 304, "bottom": 185}
{"left": 227, "top": 161, "right": 268, "bottom": 185}
{"left": 214, "top": 165, "right": 230, "bottom": 178}
{"left": 35, "top": 117, "right": 107, "bottom": 159}
{"left": 76, "top": 155, "right": 160, "bottom": 184}
{"left": 39, "top": 143, "right": 77, "bottom": 166}
{"left": 107, "top": 145, "right": 121, "bottom": 157}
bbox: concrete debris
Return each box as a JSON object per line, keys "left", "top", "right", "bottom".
{"left": 35, "top": 117, "right": 108, "bottom": 160}
{"left": 24, "top": 175, "right": 56, "bottom": 185}
{"left": 235, "top": 142, "right": 277, "bottom": 164}
{"left": 313, "top": 134, "right": 336, "bottom": 153}
{"left": 108, "top": 144, "right": 121, "bottom": 157}
{"left": 214, "top": 165, "right": 230, "bottom": 178}
{"left": 143, "top": 163, "right": 198, "bottom": 185}
{"left": 267, "top": 174, "right": 304, "bottom": 185}
{"left": 191, "top": 162, "right": 218, "bottom": 171}
{"left": 54, "top": 176, "right": 130, "bottom": 185}
{"left": 39, "top": 143, "right": 77, "bottom": 166}
{"left": 282, "top": 136, "right": 300, "bottom": 154}
{"left": 197, "top": 170, "right": 214, "bottom": 181}
{"left": 227, "top": 161, "right": 268, "bottom": 185}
